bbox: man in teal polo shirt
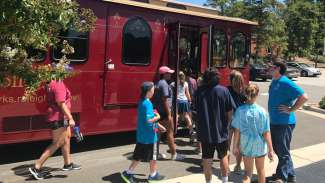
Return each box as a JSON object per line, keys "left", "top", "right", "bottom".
{"left": 268, "top": 61, "right": 308, "bottom": 183}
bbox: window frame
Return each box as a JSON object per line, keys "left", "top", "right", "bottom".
{"left": 51, "top": 30, "right": 90, "bottom": 63}
{"left": 229, "top": 32, "right": 248, "bottom": 69}
{"left": 121, "top": 17, "right": 152, "bottom": 66}
{"left": 211, "top": 28, "right": 228, "bottom": 68}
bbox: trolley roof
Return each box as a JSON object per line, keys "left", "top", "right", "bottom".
{"left": 103, "top": 0, "right": 258, "bottom": 26}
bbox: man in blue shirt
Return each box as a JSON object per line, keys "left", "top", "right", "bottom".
{"left": 195, "top": 68, "right": 235, "bottom": 183}
{"left": 268, "top": 61, "right": 308, "bottom": 183}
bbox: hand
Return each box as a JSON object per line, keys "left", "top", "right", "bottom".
{"left": 158, "top": 123, "right": 167, "bottom": 133}
{"left": 278, "top": 105, "right": 291, "bottom": 114}
{"left": 68, "top": 118, "right": 76, "bottom": 127}
{"left": 268, "top": 150, "right": 274, "bottom": 162}
{"left": 154, "top": 111, "right": 160, "bottom": 120}
{"left": 232, "top": 146, "right": 240, "bottom": 157}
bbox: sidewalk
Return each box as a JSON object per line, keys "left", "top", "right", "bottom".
{"left": 165, "top": 142, "right": 325, "bottom": 182}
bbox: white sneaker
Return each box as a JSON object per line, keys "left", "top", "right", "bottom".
{"left": 171, "top": 153, "right": 185, "bottom": 161}
{"left": 158, "top": 153, "right": 167, "bottom": 159}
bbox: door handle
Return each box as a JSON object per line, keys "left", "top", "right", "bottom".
{"left": 106, "top": 59, "right": 115, "bottom": 70}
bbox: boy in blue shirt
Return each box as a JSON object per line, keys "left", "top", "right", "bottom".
{"left": 121, "top": 82, "right": 165, "bottom": 183}
{"left": 268, "top": 61, "right": 308, "bottom": 183}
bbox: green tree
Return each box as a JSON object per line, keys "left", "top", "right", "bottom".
{"left": 0, "top": 0, "right": 96, "bottom": 95}
{"left": 207, "top": 0, "right": 287, "bottom": 60}
{"left": 284, "top": 0, "right": 318, "bottom": 58}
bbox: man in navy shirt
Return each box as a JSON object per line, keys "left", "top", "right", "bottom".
{"left": 153, "top": 66, "right": 185, "bottom": 161}
{"left": 268, "top": 61, "right": 308, "bottom": 183}
{"left": 195, "top": 68, "right": 235, "bottom": 183}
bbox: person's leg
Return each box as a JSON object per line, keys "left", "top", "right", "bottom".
{"left": 287, "top": 125, "right": 296, "bottom": 179}
{"left": 255, "top": 156, "right": 266, "bottom": 183}
{"left": 149, "top": 160, "right": 157, "bottom": 175}
{"left": 35, "top": 127, "right": 66, "bottom": 169}
{"left": 203, "top": 158, "right": 213, "bottom": 183}
{"left": 184, "top": 112, "right": 193, "bottom": 132}
{"left": 201, "top": 143, "right": 214, "bottom": 183}
{"left": 217, "top": 141, "right": 229, "bottom": 182}
{"left": 128, "top": 160, "right": 140, "bottom": 172}
{"left": 271, "top": 125, "right": 294, "bottom": 182}
{"left": 161, "top": 119, "right": 176, "bottom": 156}
{"left": 61, "top": 126, "right": 71, "bottom": 165}
{"left": 242, "top": 156, "right": 254, "bottom": 183}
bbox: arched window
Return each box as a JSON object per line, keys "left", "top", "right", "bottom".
{"left": 52, "top": 29, "right": 89, "bottom": 62}
{"left": 212, "top": 29, "right": 227, "bottom": 67}
{"left": 230, "top": 32, "right": 247, "bottom": 68}
{"left": 122, "top": 17, "right": 152, "bottom": 65}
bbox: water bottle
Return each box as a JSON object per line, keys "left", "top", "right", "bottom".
{"left": 73, "top": 126, "right": 84, "bottom": 143}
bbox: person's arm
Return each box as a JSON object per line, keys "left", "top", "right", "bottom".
{"left": 232, "top": 128, "right": 240, "bottom": 156}
{"left": 148, "top": 111, "right": 160, "bottom": 123}
{"left": 163, "top": 96, "right": 172, "bottom": 122}
{"left": 279, "top": 93, "right": 308, "bottom": 114}
{"left": 263, "top": 131, "right": 274, "bottom": 162}
{"left": 227, "top": 110, "right": 233, "bottom": 126}
{"left": 185, "top": 84, "right": 191, "bottom": 102}
{"left": 57, "top": 101, "right": 75, "bottom": 127}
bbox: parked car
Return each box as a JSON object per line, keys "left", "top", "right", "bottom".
{"left": 285, "top": 66, "right": 300, "bottom": 79}
{"left": 249, "top": 63, "right": 272, "bottom": 81}
{"left": 286, "top": 62, "right": 322, "bottom": 77}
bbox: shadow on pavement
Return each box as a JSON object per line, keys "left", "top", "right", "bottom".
{"left": 294, "top": 159, "right": 325, "bottom": 182}
{"left": 12, "top": 164, "right": 67, "bottom": 181}
{"left": 0, "top": 131, "right": 136, "bottom": 165}
{"left": 102, "top": 172, "right": 147, "bottom": 183}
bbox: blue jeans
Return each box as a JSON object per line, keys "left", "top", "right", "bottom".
{"left": 271, "top": 124, "right": 296, "bottom": 181}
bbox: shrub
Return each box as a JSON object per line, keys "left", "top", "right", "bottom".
{"left": 319, "top": 96, "right": 325, "bottom": 109}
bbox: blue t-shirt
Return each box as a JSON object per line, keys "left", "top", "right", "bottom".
{"left": 195, "top": 85, "right": 235, "bottom": 144}
{"left": 136, "top": 99, "right": 158, "bottom": 144}
{"left": 268, "top": 76, "right": 304, "bottom": 125}
{"left": 232, "top": 104, "right": 270, "bottom": 157}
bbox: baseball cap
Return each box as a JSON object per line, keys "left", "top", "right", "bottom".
{"left": 159, "top": 66, "right": 175, "bottom": 74}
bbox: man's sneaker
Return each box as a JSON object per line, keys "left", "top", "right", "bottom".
{"left": 29, "top": 167, "right": 44, "bottom": 180}
{"left": 171, "top": 153, "right": 185, "bottom": 161}
{"left": 62, "top": 163, "right": 81, "bottom": 171}
{"left": 148, "top": 172, "right": 165, "bottom": 182}
{"left": 269, "top": 179, "right": 285, "bottom": 183}
{"left": 121, "top": 171, "right": 136, "bottom": 183}
{"left": 288, "top": 175, "right": 296, "bottom": 183}
{"left": 158, "top": 153, "right": 167, "bottom": 160}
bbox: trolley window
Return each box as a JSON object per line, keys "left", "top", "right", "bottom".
{"left": 27, "top": 48, "right": 46, "bottom": 62}
{"left": 230, "top": 32, "right": 247, "bottom": 68}
{"left": 211, "top": 30, "right": 227, "bottom": 68}
{"left": 52, "top": 29, "right": 89, "bottom": 62}
{"left": 122, "top": 17, "right": 152, "bottom": 66}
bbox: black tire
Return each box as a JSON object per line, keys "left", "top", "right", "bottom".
{"left": 301, "top": 70, "right": 308, "bottom": 77}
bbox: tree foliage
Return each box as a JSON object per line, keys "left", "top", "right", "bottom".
{"left": 0, "top": 0, "right": 96, "bottom": 95}
{"left": 205, "top": 0, "right": 325, "bottom": 60}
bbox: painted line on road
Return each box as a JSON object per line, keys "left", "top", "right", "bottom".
{"left": 299, "top": 109, "right": 325, "bottom": 120}
{"left": 164, "top": 142, "right": 325, "bottom": 183}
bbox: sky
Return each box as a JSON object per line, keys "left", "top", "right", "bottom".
{"left": 177, "top": 0, "right": 206, "bottom": 6}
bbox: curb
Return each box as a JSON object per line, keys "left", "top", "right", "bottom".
{"left": 303, "top": 104, "right": 325, "bottom": 114}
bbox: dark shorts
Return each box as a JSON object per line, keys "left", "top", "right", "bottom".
{"left": 133, "top": 142, "right": 159, "bottom": 162}
{"left": 177, "top": 100, "right": 191, "bottom": 113}
{"left": 201, "top": 141, "right": 229, "bottom": 159}
{"left": 48, "top": 120, "right": 69, "bottom": 130}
